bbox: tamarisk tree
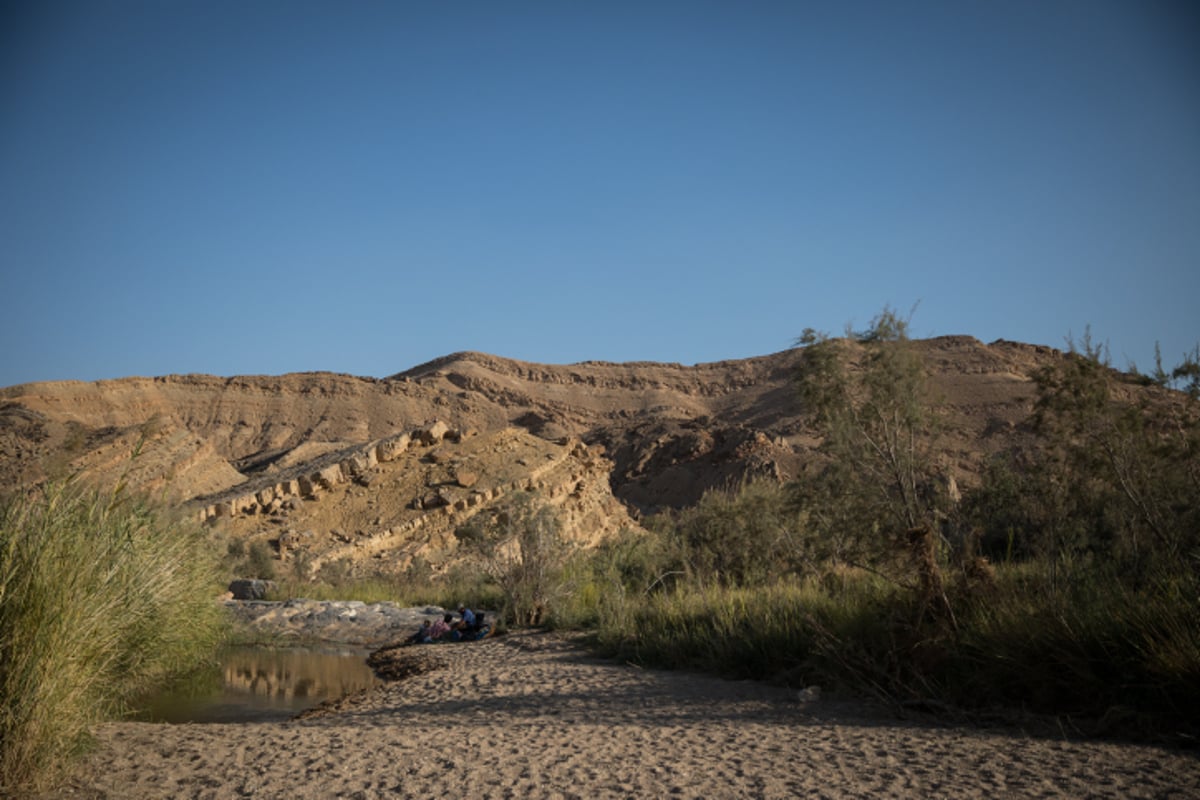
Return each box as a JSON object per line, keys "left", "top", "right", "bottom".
{"left": 1029, "top": 332, "right": 1200, "bottom": 576}
{"left": 792, "top": 308, "right": 955, "bottom": 600}
{"left": 454, "top": 491, "right": 574, "bottom": 626}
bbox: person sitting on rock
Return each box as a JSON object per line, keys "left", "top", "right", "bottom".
{"left": 427, "top": 613, "right": 453, "bottom": 642}
{"left": 407, "top": 619, "right": 433, "bottom": 645}
{"left": 455, "top": 605, "right": 476, "bottom": 630}
{"left": 451, "top": 605, "right": 477, "bottom": 640}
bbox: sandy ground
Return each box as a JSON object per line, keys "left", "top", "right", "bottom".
{"left": 52, "top": 632, "right": 1199, "bottom": 800}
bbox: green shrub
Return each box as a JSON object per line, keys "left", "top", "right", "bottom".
{"left": 261, "top": 559, "right": 507, "bottom": 613}
{"left": 793, "top": 307, "right": 951, "bottom": 564}
{"left": 549, "top": 526, "right": 670, "bottom": 630}
{"left": 668, "top": 479, "right": 807, "bottom": 586}
{"left": 454, "top": 492, "right": 573, "bottom": 626}
{"left": 244, "top": 542, "right": 279, "bottom": 578}
{"left": 589, "top": 576, "right": 897, "bottom": 688}
{"left": 1025, "top": 335, "right": 1200, "bottom": 578}
{"left": 245, "top": 540, "right": 277, "bottom": 581}
{"left": 0, "top": 480, "right": 226, "bottom": 793}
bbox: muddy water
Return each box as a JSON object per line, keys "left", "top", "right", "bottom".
{"left": 134, "top": 645, "right": 381, "bottom": 723}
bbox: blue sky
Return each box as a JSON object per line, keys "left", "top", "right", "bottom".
{"left": 2, "top": 1, "right": 1197, "bottom": 387}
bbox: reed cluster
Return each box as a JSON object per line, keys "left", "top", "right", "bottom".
{"left": 0, "top": 480, "right": 226, "bottom": 792}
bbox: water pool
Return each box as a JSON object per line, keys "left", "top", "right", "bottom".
{"left": 133, "top": 645, "right": 382, "bottom": 723}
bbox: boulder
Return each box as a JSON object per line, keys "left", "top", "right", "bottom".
{"left": 297, "top": 474, "right": 318, "bottom": 498}
{"left": 316, "top": 463, "right": 345, "bottom": 490}
{"left": 376, "top": 434, "right": 411, "bottom": 462}
{"left": 413, "top": 420, "right": 450, "bottom": 445}
{"left": 344, "top": 452, "right": 374, "bottom": 479}
{"left": 415, "top": 491, "right": 448, "bottom": 510}
{"left": 228, "top": 578, "right": 277, "bottom": 601}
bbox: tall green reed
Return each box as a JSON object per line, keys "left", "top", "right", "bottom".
{"left": 589, "top": 578, "right": 890, "bottom": 684}
{"left": 943, "top": 563, "right": 1200, "bottom": 734}
{"left": 0, "top": 480, "right": 226, "bottom": 792}
{"left": 584, "top": 556, "right": 1199, "bottom": 739}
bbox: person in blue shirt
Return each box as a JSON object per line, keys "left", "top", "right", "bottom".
{"left": 449, "top": 605, "right": 493, "bottom": 641}
{"left": 452, "top": 605, "right": 476, "bottom": 638}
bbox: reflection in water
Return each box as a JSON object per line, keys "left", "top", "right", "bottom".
{"left": 134, "top": 646, "right": 380, "bottom": 724}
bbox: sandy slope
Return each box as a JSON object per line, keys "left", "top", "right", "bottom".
{"left": 56, "top": 632, "right": 1198, "bottom": 799}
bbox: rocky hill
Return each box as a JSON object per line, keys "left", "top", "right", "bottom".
{"left": 0, "top": 336, "right": 1095, "bottom": 578}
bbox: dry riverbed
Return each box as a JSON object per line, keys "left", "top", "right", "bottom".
{"left": 51, "top": 627, "right": 1200, "bottom": 799}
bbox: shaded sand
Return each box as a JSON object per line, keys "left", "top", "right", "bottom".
{"left": 57, "top": 632, "right": 1198, "bottom": 799}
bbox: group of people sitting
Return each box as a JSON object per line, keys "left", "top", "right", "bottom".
{"left": 406, "top": 605, "right": 491, "bottom": 645}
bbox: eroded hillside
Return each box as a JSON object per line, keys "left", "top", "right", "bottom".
{"left": 0, "top": 336, "right": 1085, "bottom": 575}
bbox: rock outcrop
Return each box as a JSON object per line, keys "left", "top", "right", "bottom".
{"left": 224, "top": 599, "right": 454, "bottom": 646}
{"left": 208, "top": 423, "right": 636, "bottom": 580}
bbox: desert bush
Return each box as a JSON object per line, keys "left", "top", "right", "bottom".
{"left": 551, "top": 526, "right": 667, "bottom": 629}
{"left": 666, "top": 478, "right": 808, "bottom": 587}
{"left": 315, "top": 555, "right": 353, "bottom": 586}
{"left": 945, "top": 565, "right": 1200, "bottom": 729}
{"left": 0, "top": 480, "right": 226, "bottom": 792}
{"left": 265, "top": 559, "right": 506, "bottom": 613}
{"left": 578, "top": 317, "right": 1200, "bottom": 738}
{"left": 958, "top": 454, "right": 1040, "bottom": 562}
{"left": 244, "top": 540, "right": 278, "bottom": 581}
{"left": 223, "top": 536, "right": 246, "bottom": 565}
{"left": 454, "top": 491, "right": 573, "bottom": 626}
{"left": 263, "top": 576, "right": 401, "bottom": 604}
{"left": 407, "top": 562, "right": 505, "bottom": 616}
{"left": 218, "top": 535, "right": 279, "bottom": 582}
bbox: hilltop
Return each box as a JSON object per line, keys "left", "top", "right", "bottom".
{"left": 0, "top": 336, "right": 1082, "bottom": 577}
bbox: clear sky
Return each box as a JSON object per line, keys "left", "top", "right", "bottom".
{"left": 2, "top": 1, "right": 1197, "bottom": 387}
